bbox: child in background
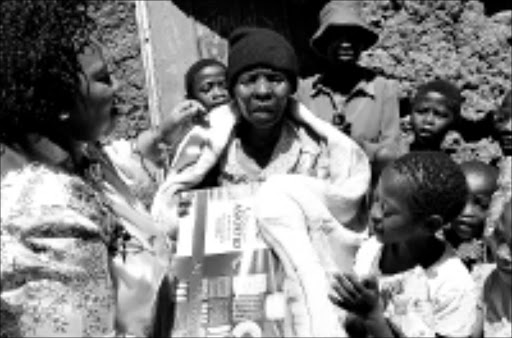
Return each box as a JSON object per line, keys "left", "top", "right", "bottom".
{"left": 330, "top": 151, "right": 478, "bottom": 337}
{"left": 408, "top": 79, "right": 462, "bottom": 153}
{"left": 101, "top": 59, "right": 229, "bottom": 205}
{"left": 480, "top": 198, "right": 512, "bottom": 337}
{"left": 487, "top": 90, "right": 512, "bottom": 236}
{"left": 184, "top": 58, "right": 229, "bottom": 110}
{"left": 444, "top": 160, "right": 498, "bottom": 271}
{"left": 374, "top": 80, "right": 462, "bottom": 187}
{"left": 137, "top": 58, "right": 229, "bottom": 168}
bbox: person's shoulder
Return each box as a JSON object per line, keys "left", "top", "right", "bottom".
{"left": 299, "top": 74, "right": 319, "bottom": 85}
{"left": 472, "top": 263, "right": 496, "bottom": 290}
{"left": 427, "top": 244, "right": 476, "bottom": 292}
{"left": 1, "top": 162, "right": 88, "bottom": 221}
{"left": 373, "top": 73, "right": 398, "bottom": 91}
{"left": 359, "top": 67, "right": 397, "bottom": 89}
{"left": 297, "top": 74, "right": 322, "bottom": 98}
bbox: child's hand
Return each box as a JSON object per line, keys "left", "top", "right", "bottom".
{"left": 329, "top": 273, "right": 382, "bottom": 318}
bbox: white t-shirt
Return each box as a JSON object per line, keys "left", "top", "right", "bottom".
{"left": 354, "top": 237, "right": 479, "bottom": 337}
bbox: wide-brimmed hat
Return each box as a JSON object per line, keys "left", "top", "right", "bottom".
{"left": 310, "top": 1, "right": 378, "bottom": 57}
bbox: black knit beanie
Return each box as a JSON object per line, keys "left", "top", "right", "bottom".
{"left": 227, "top": 27, "right": 299, "bottom": 93}
{"left": 413, "top": 79, "right": 463, "bottom": 115}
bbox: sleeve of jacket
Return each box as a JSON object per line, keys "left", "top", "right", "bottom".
{"left": 1, "top": 167, "right": 116, "bottom": 337}
{"left": 360, "top": 78, "right": 401, "bottom": 161}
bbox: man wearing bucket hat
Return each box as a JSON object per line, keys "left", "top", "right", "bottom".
{"left": 298, "top": 0, "right": 401, "bottom": 169}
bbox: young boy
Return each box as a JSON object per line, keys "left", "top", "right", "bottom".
{"left": 135, "top": 59, "right": 229, "bottom": 169}
{"left": 330, "top": 151, "right": 478, "bottom": 337}
{"left": 481, "top": 198, "right": 511, "bottom": 337}
{"left": 444, "top": 160, "right": 498, "bottom": 271}
{"left": 184, "top": 58, "right": 229, "bottom": 111}
{"left": 408, "top": 79, "right": 462, "bottom": 152}
{"left": 373, "top": 80, "right": 462, "bottom": 187}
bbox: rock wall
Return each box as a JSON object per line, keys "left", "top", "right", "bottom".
{"left": 90, "top": 0, "right": 149, "bottom": 140}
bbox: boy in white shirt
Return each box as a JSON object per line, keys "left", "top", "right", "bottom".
{"left": 330, "top": 151, "right": 479, "bottom": 337}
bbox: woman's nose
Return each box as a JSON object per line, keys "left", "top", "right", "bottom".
{"left": 254, "top": 77, "right": 272, "bottom": 97}
{"left": 370, "top": 202, "right": 383, "bottom": 222}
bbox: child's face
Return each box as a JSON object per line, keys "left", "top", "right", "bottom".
{"left": 370, "top": 168, "right": 429, "bottom": 244}
{"left": 192, "top": 64, "right": 229, "bottom": 110}
{"left": 411, "top": 91, "right": 456, "bottom": 147}
{"left": 451, "top": 169, "right": 496, "bottom": 241}
{"left": 489, "top": 200, "right": 512, "bottom": 277}
{"left": 493, "top": 94, "right": 512, "bottom": 156}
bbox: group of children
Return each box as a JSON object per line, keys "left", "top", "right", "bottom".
{"left": 168, "top": 56, "right": 511, "bottom": 337}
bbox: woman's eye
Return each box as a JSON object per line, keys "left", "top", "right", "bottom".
{"left": 238, "top": 76, "right": 255, "bottom": 86}
{"left": 268, "top": 75, "right": 284, "bottom": 83}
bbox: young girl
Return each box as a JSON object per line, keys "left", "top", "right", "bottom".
{"left": 330, "top": 151, "right": 478, "bottom": 337}
{"left": 444, "top": 160, "right": 498, "bottom": 271}
{"left": 481, "top": 197, "right": 511, "bottom": 337}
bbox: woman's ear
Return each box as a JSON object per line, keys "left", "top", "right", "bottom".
{"left": 423, "top": 214, "right": 445, "bottom": 234}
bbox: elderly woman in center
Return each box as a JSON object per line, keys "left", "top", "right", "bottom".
{"left": 153, "top": 27, "right": 371, "bottom": 337}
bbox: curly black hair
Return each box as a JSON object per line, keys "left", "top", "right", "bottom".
{"left": 389, "top": 151, "right": 469, "bottom": 227}
{"left": 0, "top": 0, "right": 95, "bottom": 143}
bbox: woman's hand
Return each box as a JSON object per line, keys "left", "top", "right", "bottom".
{"left": 329, "top": 273, "right": 382, "bottom": 318}
{"left": 159, "top": 100, "right": 207, "bottom": 142}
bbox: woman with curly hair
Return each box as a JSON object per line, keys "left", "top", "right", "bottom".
{"left": 0, "top": 1, "right": 171, "bottom": 336}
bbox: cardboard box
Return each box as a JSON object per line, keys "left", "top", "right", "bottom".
{"left": 170, "top": 184, "right": 285, "bottom": 337}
